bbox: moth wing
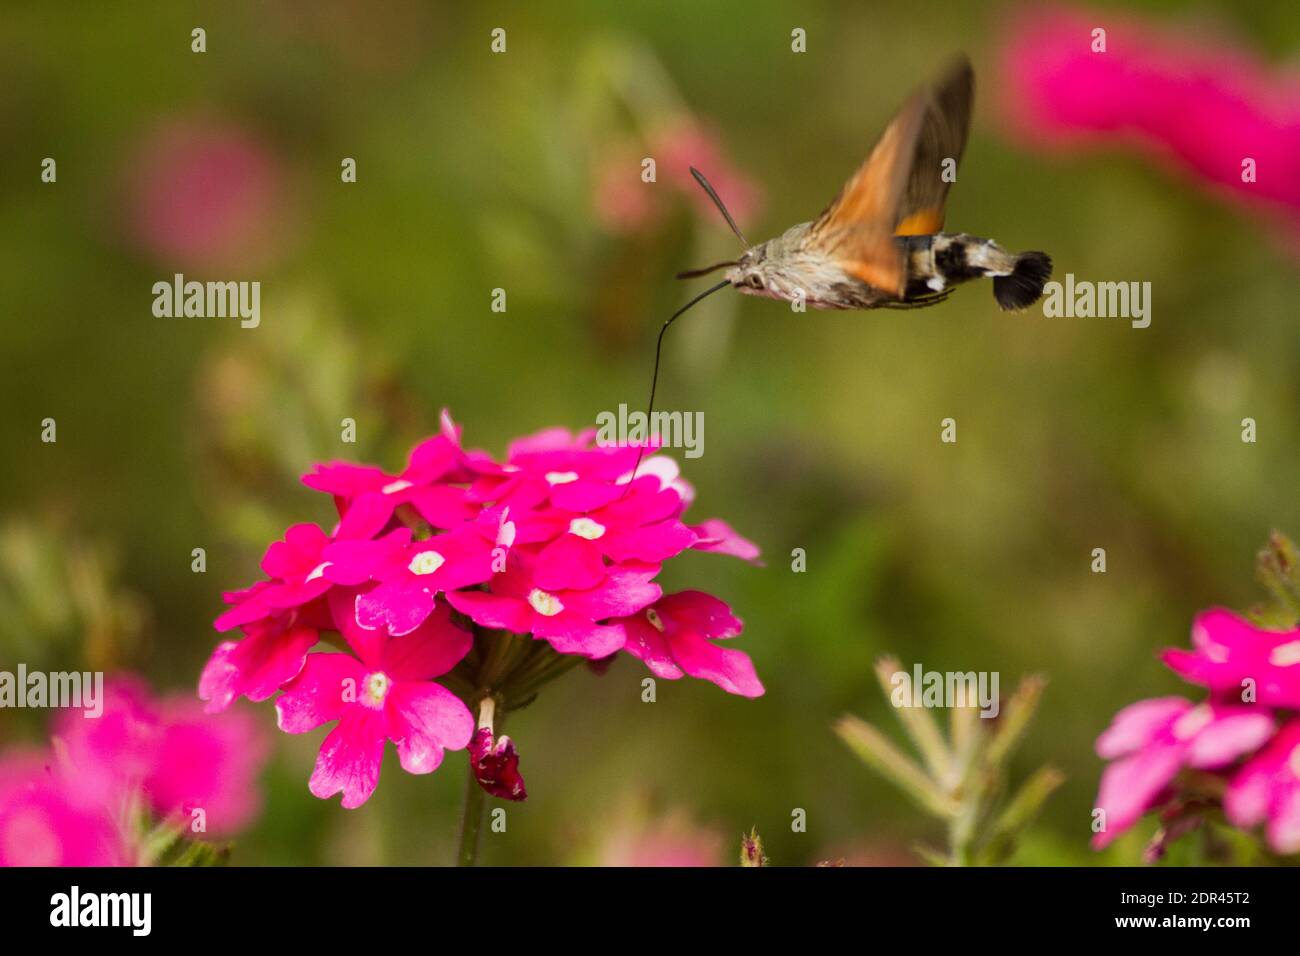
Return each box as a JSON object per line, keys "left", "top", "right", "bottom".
{"left": 810, "top": 225, "right": 910, "bottom": 296}
{"left": 807, "top": 92, "right": 926, "bottom": 297}
{"left": 894, "top": 56, "right": 974, "bottom": 237}
{"left": 806, "top": 57, "right": 975, "bottom": 296}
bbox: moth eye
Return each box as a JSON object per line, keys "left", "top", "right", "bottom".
{"left": 748, "top": 275, "right": 764, "bottom": 290}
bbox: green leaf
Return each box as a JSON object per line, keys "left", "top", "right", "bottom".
{"left": 835, "top": 714, "right": 957, "bottom": 819}
{"left": 985, "top": 674, "right": 1047, "bottom": 769}
{"left": 874, "top": 656, "right": 950, "bottom": 782}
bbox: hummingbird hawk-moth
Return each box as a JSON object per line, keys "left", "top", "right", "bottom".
{"left": 626, "top": 56, "right": 1052, "bottom": 480}
{"left": 677, "top": 55, "right": 1052, "bottom": 313}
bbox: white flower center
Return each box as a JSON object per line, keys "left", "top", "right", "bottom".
{"left": 1171, "top": 705, "right": 1213, "bottom": 741}
{"left": 645, "top": 607, "right": 665, "bottom": 632}
{"left": 382, "top": 479, "right": 413, "bottom": 494}
{"left": 408, "top": 551, "right": 445, "bottom": 576}
{"left": 361, "top": 671, "right": 392, "bottom": 708}
{"left": 545, "top": 471, "right": 579, "bottom": 485}
{"left": 528, "top": 588, "right": 564, "bottom": 617}
{"left": 1269, "top": 641, "right": 1300, "bottom": 667}
{"left": 568, "top": 517, "right": 606, "bottom": 540}
{"left": 305, "top": 561, "right": 331, "bottom": 582}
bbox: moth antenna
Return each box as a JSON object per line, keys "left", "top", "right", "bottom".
{"left": 623, "top": 279, "right": 731, "bottom": 494}
{"left": 689, "top": 166, "right": 748, "bottom": 247}
{"left": 676, "top": 260, "right": 737, "bottom": 280}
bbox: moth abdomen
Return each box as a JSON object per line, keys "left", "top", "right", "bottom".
{"left": 898, "top": 232, "right": 1051, "bottom": 311}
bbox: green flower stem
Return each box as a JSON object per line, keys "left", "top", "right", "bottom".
{"left": 502, "top": 652, "right": 585, "bottom": 705}
{"left": 476, "top": 629, "right": 529, "bottom": 690}
{"left": 454, "top": 630, "right": 582, "bottom": 864}
{"left": 947, "top": 783, "right": 982, "bottom": 866}
{"left": 456, "top": 757, "right": 486, "bottom": 867}
{"left": 496, "top": 641, "right": 554, "bottom": 687}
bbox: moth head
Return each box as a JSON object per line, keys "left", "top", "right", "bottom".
{"left": 727, "top": 247, "right": 768, "bottom": 291}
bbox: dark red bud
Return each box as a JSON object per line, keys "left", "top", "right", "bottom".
{"left": 469, "top": 727, "right": 527, "bottom": 801}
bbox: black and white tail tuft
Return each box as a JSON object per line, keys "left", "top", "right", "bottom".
{"left": 993, "top": 251, "right": 1052, "bottom": 311}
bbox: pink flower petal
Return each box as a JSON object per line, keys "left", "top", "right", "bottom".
{"left": 1184, "top": 710, "right": 1275, "bottom": 768}
{"left": 1094, "top": 697, "right": 1190, "bottom": 760}
{"left": 689, "top": 519, "right": 762, "bottom": 563}
{"left": 308, "top": 708, "right": 387, "bottom": 809}
{"left": 658, "top": 590, "right": 743, "bottom": 639}
{"left": 1266, "top": 785, "right": 1300, "bottom": 855}
{"left": 603, "top": 519, "right": 697, "bottom": 563}
{"left": 1091, "top": 743, "right": 1183, "bottom": 849}
{"left": 562, "top": 563, "right": 662, "bottom": 620}
{"left": 385, "top": 682, "right": 474, "bottom": 775}
{"left": 335, "top": 492, "right": 395, "bottom": 540}
{"left": 329, "top": 587, "right": 386, "bottom": 666}
{"left": 621, "top": 613, "right": 685, "bottom": 680}
{"left": 531, "top": 616, "right": 626, "bottom": 658}
{"left": 380, "top": 604, "right": 473, "bottom": 681}
{"left": 407, "top": 485, "right": 478, "bottom": 529}
{"left": 446, "top": 590, "right": 533, "bottom": 634}
{"left": 355, "top": 580, "right": 436, "bottom": 637}
{"left": 1225, "top": 752, "right": 1277, "bottom": 829}
{"left": 534, "top": 534, "right": 607, "bottom": 591}
{"left": 199, "top": 623, "right": 317, "bottom": 713}
{"left": 275, "top": 653, "right": 365, "bottom": 734}
{"left": 302, "top": 461, "right": 388, "bottom": 498}
{"left": 669, "top": 629, "right": 764, "bottom": 698}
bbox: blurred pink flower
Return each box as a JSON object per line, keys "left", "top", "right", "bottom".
{"left": 0, "top": 752, "right": 125, "bottom": 866}
{"left": 595, "top": 121, "right": 761, "bottom": 234}
{"left": 0, "top": 674, "right": 269, "bottom": 866}
{"left": 124, "top": 120, "right": 286, "bottom": 268}
{"left": 56, "top": 676, "right": 270, "bottom": 836}
{"left": 148, "top": 697, "right": 269, "bottom": 835}
{"left": 1225, "top": 719, "right": 1300, "bottom": 854}
{"left": 54, "top": 675, "right": 159, "bottom": 805}
{"left": 597, "top": 811, "right": 723, "bottom": 867}
{"left": 999, "top": 7, "right": 1300, "bottom": 230}
{"left": 1091, "top": 697, "right": 1273, "bottom": 848}
{"left": 1161, "top": 608, "right": 1300, "bottom": 708}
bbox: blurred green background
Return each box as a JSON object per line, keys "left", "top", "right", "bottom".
{"left": 2, "top": 0, "right": 1298, "bottom": 865}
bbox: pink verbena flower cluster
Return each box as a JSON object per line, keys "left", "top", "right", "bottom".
{"left": 1093, "top": 608, "right": 1300, "bottom": 855}
{"left": 200, "top": 412, "right": 763, "bottom": 809}
{"left": 0, "top": 676, "right": 266, "bottom": 866}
